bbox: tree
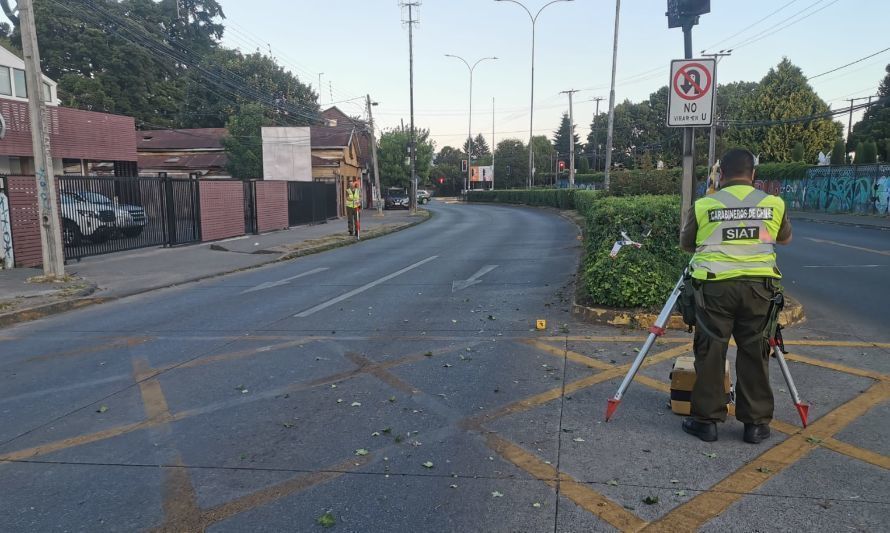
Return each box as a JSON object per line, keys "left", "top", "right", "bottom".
{"left": 462, "top": 133, "right": 491, "bottom": 162}
{"left": 493, "top": 139, "right": 528, "bottom": 189}
{"left": 530, "top": 135, "right": 553, "bottom": 185}
{"left": 830, "top": 139, "right": 846, "bottom": 165}
{"left": 430, "top": 145, "right": 464, "bottom": 195}
{"left": 222, "top": 103, "right": 268, "bottom": 179}
{"left": 791, "top": 142, "right": 805, "bottom": 162}
{"left": 857, "top": 141, "right": 877, "bottom": 164}
{"left": 553, "top": 112, "right": 581, "bottom": 160}
{"left": 724, "top": 59, "right": 841, "bottom": 162}
{"left": 377, "top": 128, "right": 434, "bottom": 188}
{"left": 849, "top": 64, "right": 890, "bottom": 162}
{"left": 577, "top": 155, "right": 590, "bottom": 172}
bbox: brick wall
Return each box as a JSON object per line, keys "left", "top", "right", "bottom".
{"left": 199, "top": 180, "right": 244, "bottom": 242}
{"left": 6, "top": 176, "right": 42, "bottom": 267}
{"left": 254, "top": 181, "right": 288, "bottom": 233}
{"left": 0, "top": 100, "right": 136, "bottom": 161}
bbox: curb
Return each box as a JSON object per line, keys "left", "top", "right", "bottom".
{"left": 0, "top": 211, "right": 431, "bottom": 330}
{"left": 571, "top": 294, "right": 805, "bottom": 331}
{"left": 789, "top": 213, "right": 890, "bottom": 231}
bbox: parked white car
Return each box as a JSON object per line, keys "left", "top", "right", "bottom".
{"left": 69, "top": 191, "right": 148, "bottom": 237}
{"left": 60, "top": 192, "right": 118, "bottom": 246}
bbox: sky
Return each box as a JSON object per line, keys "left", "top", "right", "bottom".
{"left": 35, "top": 1, "right": 890, "bottom": 151}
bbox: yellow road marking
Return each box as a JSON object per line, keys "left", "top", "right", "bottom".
{"left": 522, "top": 339, "right": 614, "bottom": 370}
{"left": 644, "top": 380, "right": 890, "bottom": 532}
{"left": 804, "top": 237, "right": 890, "bottom": 257}
{"left": 0, "top": 420, "right": 156, "bottom": 462}
{"left": 783, "top": 340, "right": 890, "bottom": 349}
{"left": 820, "top": 436, "right": 890, "bottom": 470}
{"left": 486, "top": 434, "right": 647, "bottom": 531}
{"left": 553, "top": 336, "right": 690, "bottom": 344}
{"left": 24, "top": 336, "right": 150, "bottom": 364}
{"left": 783, "top": 352, "right": 890, "bottom": 382}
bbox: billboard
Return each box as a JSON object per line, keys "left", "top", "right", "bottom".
{"left": 470, "top": 165, "right": 493, "bottom": 182}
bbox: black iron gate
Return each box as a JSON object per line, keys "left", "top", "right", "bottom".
{"left": 58, "top": 175, "right": 201, "bottom": 260}
{"left": 287, "top": 182, "right": 337, "bottom": 226}
{"left": 243, "top": 180, "right": 258, "bottom": 235}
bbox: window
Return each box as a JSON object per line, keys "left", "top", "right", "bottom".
{"left": 13, "top": 68, "right": 26, "bottom": 98}
{"left": 0, "top": 67, "right": 10, "bottom": 96}
{"left": 42, "top": 82, "right": 51, "bottom": 102}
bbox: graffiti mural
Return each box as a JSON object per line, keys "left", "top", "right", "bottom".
{"left": 750, "top": 165, "right": 890, "bottom": 214}
{"left": 0, "top": 191, "right": 13, "bottom": 269}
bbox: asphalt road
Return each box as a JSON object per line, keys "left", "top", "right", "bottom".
{"left": 779, "top": 219, "right": 890, "bottom": 341}
{"left": 0, "top": 201, "right": 887, "bottom": 532}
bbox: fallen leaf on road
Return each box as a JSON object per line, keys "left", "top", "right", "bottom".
{"left": 452, "top": 320, "right": 458, "bottom": 323}
{"left": 443, "top": 363, "right": 452, "bottom": 368}
{"left": 424, "top": 351, "right": 433, "bottom": 357}
{"left": 491, "top": 491, "right": 504, "bottom": 498}
{"left": 330, "top": 384, "right": 337, "bottom": 388}
{"left": 351, "top": 402, "right": 362, "bottom": 407}
{"left": 371, "top": 431, "right": 380, "bottom": 437}
{"left": 282, "top": 423, "right": 294, "bottom": 428}
{"left": 382, "top": 427, "right": 391, "bottom": 434}
{"left": 533, "top": 502, "right": 542, "bottom": 508}
{"left": 389, "top": 396, "right": 396, "bottom": 402}
{"left": 422, "top": 461, "right": 434, "bottom": 469}
{"left": 316, "top": 511, "right": 336, "bottom": 528}
{"left": 806, "top": 437, "right": 823, "bottom": 445}
{"left": 488, "top": 315, "right": 496, "bottom": 320}
{"left": 670, "top": 479, "right": 679, "bottom": 484}
{"left": 607, "top": 479, "right": 618, "bottom": 486}
{"left": 757, "top": 466, "right": 772, "bottom": 474}
{"left": 702, "top": 452, "right": 717, "bottom": 459}
{"left": 675, "top": 490, "right": 687, "bottom": 497}
{"left": 354, "top": 449, "right": 369, "bottom": 456}
{"left": 96, "top": 405, "right": 108, "bottom": 413}
{"left": 336, "top": 399, "right": 343, "bottom": 403}
{"left": 449, "top": 484, "right": 458, "bottom": 489}
{"left": 572, "top": 438, "right": 585, "bottom": 443}
{"left": 642, "top": 496, "right": 659, "bottom": 505}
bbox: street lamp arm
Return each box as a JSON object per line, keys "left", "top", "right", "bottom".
{"left": 445, "top": 54, "right": 471, "bottom": 72}
{"left": 494, "top": 0, "right": 533, "bottom": 22}
{"left": 471, "top": 56, "right": 498, "bottom": 72}
{"left": 534, "top": 0, "right": 574, "bottom": 22}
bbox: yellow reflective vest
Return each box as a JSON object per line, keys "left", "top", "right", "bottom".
{"left": 690, "top": 185, "right": 785, "bottom": 281}
{"left": 346, "top": 188, "right": 361, "bottom": 209}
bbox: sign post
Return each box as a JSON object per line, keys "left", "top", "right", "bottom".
{"left": 667, "top": 58, "right": 716, "bottom": 230}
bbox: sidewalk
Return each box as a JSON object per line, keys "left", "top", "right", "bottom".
{"left": 0, "top": 208, "right": 428, "bottom": 326}
{"left": 789, "top": 210, "right": 890, "bottom": 229}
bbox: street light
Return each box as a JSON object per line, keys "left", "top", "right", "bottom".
{"left": 445, "top": 54, "right": 498, "bottom": 195}
{"left": 495, "top": 0, "right": 574, "bottom": 188}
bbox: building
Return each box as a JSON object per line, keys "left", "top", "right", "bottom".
{"left": 137, "top": 128, "right": 230, "bottom": 178}
{"left": 311, "top": 106, "right": 375, "bottom": 210}
{"left": 0, "top": 44, "right": 137, "bottom": 176}
{"left": 261, "top": 127, "right": 312, "bottom": 181}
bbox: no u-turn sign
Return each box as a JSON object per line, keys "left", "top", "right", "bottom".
{"left": 667, "top": 58, "right": 716, "bottom": 127}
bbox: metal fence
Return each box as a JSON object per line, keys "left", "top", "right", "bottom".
{"left": 58, "top": 175, "right": 201, "bottom": 260}
{"left": 287, "top": 181, "right": 338, "bottom": 226}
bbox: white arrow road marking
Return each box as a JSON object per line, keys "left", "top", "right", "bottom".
{"left": 802, "top": 264, "right": 884, "bottom": 269}
{"left": 452, "top": 264, "right": 499, "bottom": 293}
{"left": 294, "top": 256, "right": 439, "bottom": 318}
{"left": 241, "top": 267, "right": 329, "bottom": 294}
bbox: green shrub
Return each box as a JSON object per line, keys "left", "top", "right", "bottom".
{"left": 755, "top": 162, "right": 809, "bottom": 181}
{"left": 573, "top": 190, "right": 599, "bottom": 215}
{"left": 830, "top": 139, "right": 846, "bottom": 165}
{"left": 466, "top": 189, "right": 577, "bottom": 208}
{"left": 580, "top": 195, "right": 690, "bottom": 309}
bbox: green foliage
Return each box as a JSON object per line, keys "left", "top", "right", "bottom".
{"left": 857, "top": 141, "right": 878, "bottom": 164}
{"left": 724, "top": 59, "right": 842, "bottom": 162}
{"left": 553, "top": 112, "right": 580, "bottom": 159}
{"left": 573, "top": 190, "right": 599, "bottom": 214}
{"left": 607, "top": 170, "right": 684, "bottom": 197}
{"left": 848, "top": 64, "right": 890, "bottom": 162}
{"left": 755, "top": 162, "right": 809, "bottom": 181}
{"left": 577, "top": 155, "right": 590, "bottom": 173}
{"left": 580, "top": 195, "right": 689, "bottom": 308}
{"left": 830, "top": 139, "right": 847, "bottom": 165}
{"left": 431, "top": 145, "right": 464, "bottom": 195}
{"left": 222, "top": 103, "right": 268, "bottom": 179}
{"left": 493, "top": 138, "right": 528, "bottom": 189}
{"left": 463, "top": 133, "right": 491, "bottom": 161}
{"left": 466, "top": 189, "right": 578, "bottom": 209}
{"left": 791, "top": 142, "right": 805, "bottom": 162}
{"left": 377, "top": 128, "right": 435, "bottom": 188}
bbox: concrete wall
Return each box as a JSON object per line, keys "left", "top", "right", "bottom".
{"left": 255, "top": 181, "right": 288, "bottom": 233}
{"left": 199, "top": 181, "right": 244, "bottom": 242}
{"left": 261, "top": 127, "right": 312, "bottom": 182}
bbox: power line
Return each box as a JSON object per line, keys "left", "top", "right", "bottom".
{"left": 730, "top": 0, "right": 840, "bottom": 51}
{"left": 807, "top": 46, "right": 890, "bottom": 80}
{"left": 701, "top": 0, "right": 801, "bottom": 52}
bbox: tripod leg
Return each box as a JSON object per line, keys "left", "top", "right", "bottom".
{"left": 771, "top": 341, "right": 809, "bottom": 427}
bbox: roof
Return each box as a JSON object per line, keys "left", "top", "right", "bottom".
{"left": 138, "top": 152, "right": 229, "bottom": 171}
{"left": 312, "top": 155, "right": 339, "bottom": 167}
{"left": 310, "top": 124, "right": 354, "bottom": 148}
{"left": 321, "top": 106, "right": 366, "bottom": 127}
{"left": 137, "top": 128, "right": 228, "bottom": 151}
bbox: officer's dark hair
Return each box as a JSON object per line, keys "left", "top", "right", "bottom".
{"left": 719, "top": 149, "right": 756, "bottom": 181}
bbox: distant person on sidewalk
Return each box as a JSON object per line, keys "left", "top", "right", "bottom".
{"left": 346, "top": 179, "right": 361, "bottom": 236}
{"left": 680, "top": 148, "right": 793, "bottom": 444}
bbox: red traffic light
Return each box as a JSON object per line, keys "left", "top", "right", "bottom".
{"left": 558, "top": 161, "right": 565, "bottom": 170}
{"left": 438, "top": 177, "right": 445, "bottom": 184}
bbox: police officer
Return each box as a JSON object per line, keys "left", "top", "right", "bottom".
{"left": 346, "top": 179, "right": 361, "bottom": 236}
{"left": 679, "top": 148, "right": 792, "bottom": 444}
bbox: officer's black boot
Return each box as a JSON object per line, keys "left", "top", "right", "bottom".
{"left": 743, "top": 423, "right": 770, "bottom": 444}
{"left": 682, "top": 418, "right": 718, "bottom": 442}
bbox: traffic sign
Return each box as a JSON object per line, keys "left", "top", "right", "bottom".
{"left": 667, "top": 58, "right": 716, "bottom": 127}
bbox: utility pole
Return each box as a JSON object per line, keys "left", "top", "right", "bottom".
{"left": 318, "top": 73, "right": 324, "bottom": 100}
{"left": 560, "top": 89, "right": 579, "bottom": 187}
{"left": 492, "top": 96, "right": 496, "bottom": 190}
{"left": 847, "top": 96, "right": 871, "bottom": 139}
{"left": 366, "top": 95, "right": 383, "bottom": 216}
{"left": 702, "top": 50, "right": 732, "bottom": 170}
{"left": 603, "top": 0, "right": 621, "bottom": 190}
{"left": 592, "top": 96, "right": 604, "bottom": 171}
{"left": 402, "top": 2, "right": 420, "bottom": 213}
{"left": 20, "top": 0, "right": 64, "bottom": 277}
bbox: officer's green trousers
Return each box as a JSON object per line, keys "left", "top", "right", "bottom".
{"left": 692, "top": 278, "right": 776, "bottom": 425}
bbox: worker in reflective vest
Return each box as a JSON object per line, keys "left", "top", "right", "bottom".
{"left": 679, "top": 148, "right": 793, "bottom": 445}
{"left": 346, "top": 179, "right": 361, "bottom": 236}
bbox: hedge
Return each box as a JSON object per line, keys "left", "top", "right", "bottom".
{"left": 466, "top": 189, "right": 577, "bottom": 209}
{"left": 580, "top": 195, "right": 690, "bottom": 308}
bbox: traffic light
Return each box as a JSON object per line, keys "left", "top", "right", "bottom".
{"left": 438, "top": 177, "right": 445, "bottom": 184}
{"left": 666, "top": 0, "right": 709, "bottom": 28}
{"left": 461, "top": 159, "right": 468, "bottom": 172}
{"left": 506, "top": 165, "right": 512, "bottom": 176}
{"left": 558, "top": 160, "right": 566, "bottom": 171}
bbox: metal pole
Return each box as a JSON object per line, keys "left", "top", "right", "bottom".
{"left": 20, "top": 0, "right": 64, "bottom": 277}
{"left": 528, "top": 22, "right": 535, "bottom": 188}
{"left": 593, "top": 96, "right": 603, "bottom": 172}
{"left": 680, "top": 23, "right": 696, "bottom": 232}
{"left": 492, "top": 96, "right": 495, "bottom": 190}
{"left": 603, "top": 0, "right": 621, "bottom": 190}
{"left": 703, "top": 51, "right": 732, "bottom": 170}
{"left": 406, "top": 2, "right": 418, "bottom": 214}
{"left": 560, "top": 89, "right": 579, "bottom": 187}
{"left": 367, "top": 95, "right": 383, "bottom": 215}
{"left": 468, "top": 68, "right": 473, "bottom": 194}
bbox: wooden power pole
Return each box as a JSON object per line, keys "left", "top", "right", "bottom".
{"left": 20, "top": 0, "right": 64, "bottom": 277}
